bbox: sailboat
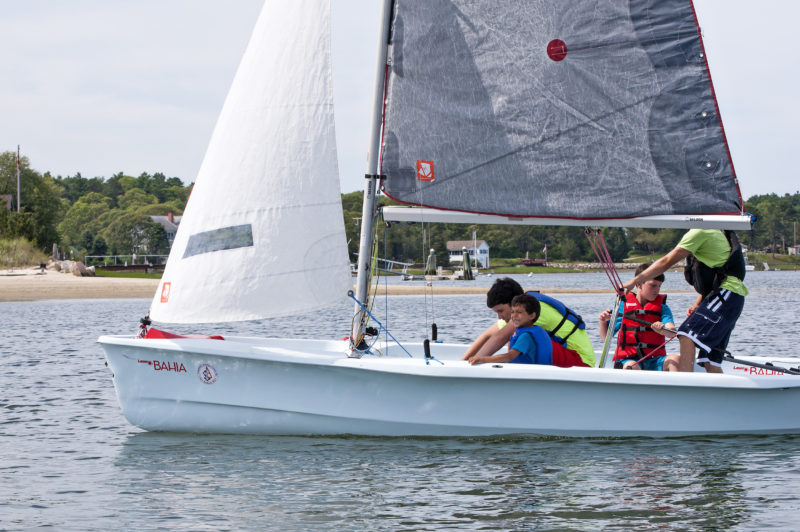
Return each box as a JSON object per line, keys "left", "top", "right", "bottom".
{"left": 99, "top": 0, "right": 800, "bottom": 437}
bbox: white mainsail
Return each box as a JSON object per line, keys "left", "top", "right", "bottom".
{"left": 150, "top": 0, "right": 351, "bottom": 324}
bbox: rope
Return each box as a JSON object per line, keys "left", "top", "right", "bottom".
{"left": 584, "top": 228, "right": 624, "bottom": 295}
{"left": 627, "top": 333, "right": 676, "bottom": 368}
{"left": 385, "top": 223, "right": 392, "bottom": 348}
{"left": 348, "top": 291, "right": 417, "bottom": 359}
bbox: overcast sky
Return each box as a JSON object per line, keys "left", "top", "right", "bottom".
{"left": 1, "top": 1, "right": 797, "bottom": 201}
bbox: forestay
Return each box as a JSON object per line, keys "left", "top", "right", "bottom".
{"left": 380, "top": 0, "right": 744, "bottom": 220}
{"left": 150, "top": 0, "right": 351, "bottom": 324}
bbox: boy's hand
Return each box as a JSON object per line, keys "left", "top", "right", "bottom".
{"left": 469, "top": 356, "right": 487, "bottom": 365}
{"left": 652, "top": 321, "right": 677, "bottom": 337}
{"left": 686, "top": 304, "right": 699, "bottom": 316}
{"left": 599, "top": 309, "right": 612, "bottom": 322}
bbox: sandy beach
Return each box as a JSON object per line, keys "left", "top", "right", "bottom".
{"left": 0, "top": 269, "right": 617, "bottom": 302}
{"left": 0, "top": 269, "right": 161, "bottom": 302}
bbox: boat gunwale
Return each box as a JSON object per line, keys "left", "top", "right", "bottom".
{"left": 98, "top": 334, "right": 800, "bottom": 391}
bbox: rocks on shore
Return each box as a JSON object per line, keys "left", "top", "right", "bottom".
{"left": 53, "top": 260, "right": 96, "bottom": 277}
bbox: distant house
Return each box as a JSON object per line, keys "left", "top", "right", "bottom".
{"left": 447, "top": 240, "right": 489, "bottom": 268}
{"left": 149, "top": 213, "right": 182, "bottom": 247}
{"left": 788, "top": 245, "right": 800, "bottom": 256}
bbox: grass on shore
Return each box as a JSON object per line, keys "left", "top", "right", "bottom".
{"left": 0, "top": 238, "right": 49, "bottom": 269}
{"left": 94, "top": 269, "right": 162, "bottom": 279}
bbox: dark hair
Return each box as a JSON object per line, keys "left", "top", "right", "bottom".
{"left": 635, "top": 262, "right": 665, "bottom": 283}
{"left": 511, "top": 293, "right": 540, "bottom": 318}
{"left": 486, "top": 277, "right": 524, "bottom": 307}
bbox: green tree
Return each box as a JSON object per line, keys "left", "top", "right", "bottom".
{"left": 603, "top": 227, "right": 630, "bottom": 262}
{"left": 58, "top": 193, "right": 113, "bottom": 246}
{"left": 101, "top": 212, "right": 154, "bottom": 255}
{"left": 78, "top": 230, "right": 95, "bottom": 252}
{"left": 118, "top": 188, "right": 158, "bottom": 211}
{"left": 91, "top": 235, "right": 108, "bottom": 256}
{"left": 0, "top": 151, "right": 62, "bottom": 249}
{"left": 145, "top": 223, "right": 170, "bottom": 254}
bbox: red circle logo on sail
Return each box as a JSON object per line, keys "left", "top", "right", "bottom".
{"left": 547, "top": 39, "right": 567, "bottom": 61}
{"left": 416, "top": 160, "right": 435, "bottom": 182}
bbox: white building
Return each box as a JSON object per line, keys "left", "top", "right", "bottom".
{"left": 446, "top": 240, "right": 490, "bottom": 268}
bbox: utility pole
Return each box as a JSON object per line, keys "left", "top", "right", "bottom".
{"left": 16, "top": 145, "right": 21, "bottom": 212}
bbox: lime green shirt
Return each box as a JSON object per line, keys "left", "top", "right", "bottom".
{"left": 677, "top": 229, "right": 748, "bottom": 296}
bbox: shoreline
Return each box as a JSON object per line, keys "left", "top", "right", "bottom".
{"left": 0, "top": 269, "right": 693, "bottom": 302}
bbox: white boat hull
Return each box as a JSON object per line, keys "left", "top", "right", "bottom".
{"left": 99, "top": 335, "right": 800, "bottom": 437}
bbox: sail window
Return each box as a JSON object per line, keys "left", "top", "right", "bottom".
{"left": 182, "top": 224, "right": 254, "bottom": 258}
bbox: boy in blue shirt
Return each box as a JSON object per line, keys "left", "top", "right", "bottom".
{"left": 470, "top": 294, "right": 587, "bottom": 367}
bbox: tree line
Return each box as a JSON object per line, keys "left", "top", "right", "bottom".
{"left": 0, "top": 151, "right": 190, "bottom": 260}
{"left": 343, "top": 191, "right": 800, "bottom": 266}
{"left": 1, "top": 151, "right": 798, "bottom": 265}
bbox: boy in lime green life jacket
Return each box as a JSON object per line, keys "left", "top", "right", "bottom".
{"left": 599, "top": 263, "right": 680, "bottom": 371}
{"left": 470, "top": 294, "right": 587, "bottom": 366}
{"left": 462, "top": 277, "right": 595, "bottom": 367}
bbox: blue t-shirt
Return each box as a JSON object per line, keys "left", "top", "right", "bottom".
{"left": 612, "top": 301, "right": 674, "bottom": 334}
{"left": 510, "top": 333, "right": 537, "bottom": 364}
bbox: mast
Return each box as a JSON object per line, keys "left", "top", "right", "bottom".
{"left": 352, "top": 0, "right": 393, "bottom": 343}
{"left": 16, "top": 145, "right": 20, "bottom": 212}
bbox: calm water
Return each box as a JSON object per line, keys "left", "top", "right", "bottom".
{"left": 2, "top": 271, "right": 800, "bottom": 530}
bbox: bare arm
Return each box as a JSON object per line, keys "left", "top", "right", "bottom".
{"left": 686, "top": 293, "right": 703, "bottom": 316}
{"left": 462, "top": 324, "right": 497, "bottom": 360}
{"left": 598, "top": 308, "right": 612, "bottom": 339}
{"left": 651, "top": 321, "right": 677, "bottom": 337}
{"left": 622, "top": 247, "right": 691, "bottom": 292}
{"left": 470, "top": 349, "right": 521, "bottom": 365}
{"left": 476, "top": 323, "right": 516, "bottom": 356}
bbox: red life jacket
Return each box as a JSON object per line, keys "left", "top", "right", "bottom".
{"left": 613, "top": 292, "right": 667, "bottom": 362}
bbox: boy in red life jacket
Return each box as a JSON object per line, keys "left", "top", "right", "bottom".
{"left": 599, "top": 263, "right": 680, "bottom": 371}
{"left": 470, "top": 294, "right": 587, "bottom": 367}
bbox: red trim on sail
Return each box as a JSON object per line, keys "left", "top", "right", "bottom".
{"left": 688, "top": 1, "right": 745, "bottom": 212}
{"left": 144, "top": 328, "right": 224, "bottom": 340}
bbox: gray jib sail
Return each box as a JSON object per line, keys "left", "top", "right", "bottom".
{"left": 380, "top": 0, "right": 743, "bottom": 219}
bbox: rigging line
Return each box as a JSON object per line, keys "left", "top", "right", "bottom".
{"left": 348, "top": 291, "right": 414, "bottom": 358}
{"left": 598, "top": 292, "right": 621, "bottom": 368}
{"left": 418, "top": 186, "right": 432, "bottom": 339}
{"left": 628, "top": 334, "right": 676, "bottom": 368}
{"left": 596, "top": 229, "right": 624, "bottom": 290}
{"left": 584, "top": 228, "right": 623, "bottom": 295}
{"left": 352, "top": 213, "right": 382, "bottom": 347}
{"left": 383, "top": 222, "right": 389, "bottom": 349}
{"left": 594, "top": 230, "right": 622, "bottom": 291}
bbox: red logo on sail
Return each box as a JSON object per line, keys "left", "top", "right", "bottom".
{"left": 416, "top": 160, "right": 434, "bottom": 182}
{"left": 160, "top": 282, "right": 171, "bottom": 303}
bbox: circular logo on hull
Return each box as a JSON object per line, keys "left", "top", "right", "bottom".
{"left": 197, "top": 363, "right": 218, "bottom": 385}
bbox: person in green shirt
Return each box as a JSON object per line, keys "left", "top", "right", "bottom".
{"left": 462, "top": 277, "right": 595, "bottom": 367}
{"left": 621, "top": 229, "right": 747, "bottom": 373}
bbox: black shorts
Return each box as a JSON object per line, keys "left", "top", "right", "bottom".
{"left": 677, "top": 289, "right": 744, "bottom": 366}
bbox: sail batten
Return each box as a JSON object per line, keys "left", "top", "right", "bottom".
{"left": 380, "top": 0, "right": 743, "bottom": 220}
{"left": 150, "top": 0, "right": 351, "bottom": 324}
